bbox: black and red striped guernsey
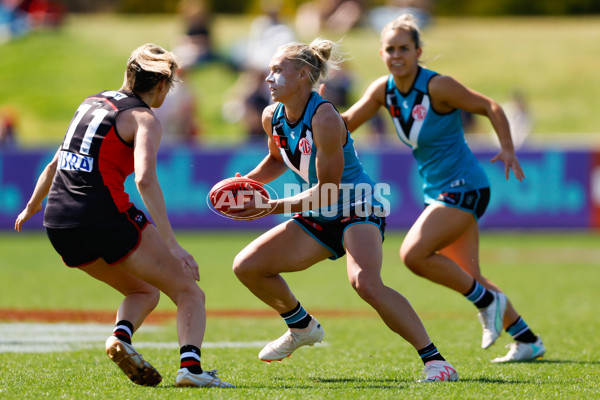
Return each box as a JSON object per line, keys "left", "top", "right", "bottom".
{"left": 44, "top": 90, "right": 150, "bottom": 228}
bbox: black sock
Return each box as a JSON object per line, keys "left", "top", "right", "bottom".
{"left": 506, "top": 317, "right": 537, "bottom": 343}
{"left": 180, "top": 345, "right": 203, "bottom": 374}
{"left": 417, "top": 342, "right": 445, "bottom": 364}
{"left": 113, "top": 320, "right": 134, "bottom": 344}
{"left": 463, "top": 280, "right": 494, "bottom": 309}
{"left": 281, "top": 302, "right": 312, "bottom": 329}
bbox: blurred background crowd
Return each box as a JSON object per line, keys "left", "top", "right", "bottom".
{"left": 1, "top": 0, "right": 598, "bottom": 150}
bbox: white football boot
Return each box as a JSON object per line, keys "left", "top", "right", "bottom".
{"left": 491, "top": 336, "right": 546, "bottom": 363}
{"left": 419, "top": 360, "right": 459, "bottom": 382}
{"left": 478, "top": 291, "right": 508, "bottom": 349}
{"left": 175, "top": 368, "right": 234, "bottom": 388}
{"left": 258, "top": 317, "right": 324, "bottom": 362}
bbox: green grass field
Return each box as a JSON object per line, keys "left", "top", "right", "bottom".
{"left": 2, "top": 10, "right": 599, "bottom": 399}
{"left": 2, "top": 14, "right": 600, "bottom": 147}
{"left": 1, "top": 230, "right": 599, "bottom": 399}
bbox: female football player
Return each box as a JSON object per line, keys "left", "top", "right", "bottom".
{"left": 15, "top": 43, "right": 232, "bottom": 388}
{"left": 228, "top": 38, "right": 458, "bottom": 382}
{"left": 339, "top": 14, "right": 544, "bottom": 362}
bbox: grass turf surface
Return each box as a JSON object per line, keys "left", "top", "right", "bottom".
{"left": 0, "top": 230, "right": 599, "bottom": 398}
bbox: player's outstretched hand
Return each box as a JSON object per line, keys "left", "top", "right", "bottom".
{"left": 15, "top": 203, "right": 42, "bottom": 232}
{"left": 490, "top": 150, "right": 525, "bottom": 181}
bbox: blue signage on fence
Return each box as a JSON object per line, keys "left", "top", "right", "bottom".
{"left": 0, "top": 147, "right": 591, "bottom": 230}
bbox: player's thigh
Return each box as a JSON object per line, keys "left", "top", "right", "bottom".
{"left": 402, "top": 203, "right": 475, "bottom": 257}
{"left": 79, "top": 257, "right": 159, "bottom": 297}
{"left": 235, "top": 220, "right": 331, "bottom": 275}
{"left": 343, "top": 223, "right": 383, "bottom": 283}
{"left": 117, "top": 224, "right": 197, "bottom": 296}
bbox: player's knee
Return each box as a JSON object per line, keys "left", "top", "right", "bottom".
{"left": 349, "top": 271, "right": 382, "bottom": 304}
{"left": 172, "top": 280, "right": 205, "bottom": 306}
{"left": 127, "top": 285, "right": 160, "bottom": 310}
{"left": 146, "top": 287, "right": 160, "bottom": 309}
{"left": 233, "top": 249, "right": 279, "bottom": 286}
{"left": 186, "top": 283, "right": 205, "bottom": 303}
{"left": 232, "top": 251, "right": 253, "bottom": 280}
{"left": 400, "top": 246, "right": 427, "bottom": 276}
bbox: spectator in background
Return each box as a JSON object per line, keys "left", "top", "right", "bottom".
{"left": 295, "top": 0, "right": 366, "bottom": 37}
{"left": 320, "top": 66, "right": 353, "bottom": 109}
{"left": 0, "top": 0, "right": 31, "bottom": 41}
{"left": 0, "top": 106, "right": 18, "bottom": 149}
{"left": 242, "top": 69, "right": 272, "bottom": 142}
{"left": 369, "top": 0, "right": 433, "bottom": 32}
{"left": 152, "top": 66, "right": 201, "bottom": 146}
{"left": 26, "top": 0, "right": 65, "bottom": 30}
{"left": 461, "top": 110, "right": 477, "bottom": 134}
{"left": 501, "top": 89, "right": 533, "bottom": 149}
{"left": 222, "top": 68, "right": 272, "bottom": 144}
{"left": 223, "top": 0, "right": 295, "bottom": 142}
{"left": 320, "top": 65, "right": 388, "bottom": 147}
{"left": 229, "top": 0, "right": 295, "bottom": 72}
{"left": 172, "top": 0, "right": 216, "bottom": 68}
{"left": 0, "top": 0, "right": 65, "bottom": 42}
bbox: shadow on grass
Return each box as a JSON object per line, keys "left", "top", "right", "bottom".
{"left": 459, "top": 377, "right": 531, "bottom": 384}
{"left": 156, "top": 360, "right": 600, "bottom": 390}
{"left": 312, "top": 377, "right": 408, "bottom": 389}
{"left": 530, "top": 359, "right": 600, "bottom": 365}
{"left": 491, "top": 359, "right": 600, "bottom": 365}
{"left": 160, "top": 376, "right": 415, "bottom": 390}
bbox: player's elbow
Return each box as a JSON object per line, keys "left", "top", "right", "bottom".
{"left": 135, "top": 172, "right": 158, "bottom": 191}
{"left": 343, "top": 113, "right": 363, "bottom": 133}
{"left": 47, "top": 159, "right": 58, "bottom": 176}
{"left": 484, "top": 99, "right": 503, "bottom": 118}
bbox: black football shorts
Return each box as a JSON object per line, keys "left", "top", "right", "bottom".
{"left": 46, "top": 206, "right": 149, "bottom": 267}
{"left": 292, "top": 210, "right": 386, "bottom": 260}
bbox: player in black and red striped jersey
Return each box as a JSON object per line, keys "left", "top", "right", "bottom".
{"left": 15, "top": 43, "right": 232, "bottom": 389}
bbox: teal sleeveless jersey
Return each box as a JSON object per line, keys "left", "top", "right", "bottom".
{"left": 384, "top": 67, "right": 489, "bottom": 203}
{"left": 272, "top": 91, "right": 387, "bottom": 220}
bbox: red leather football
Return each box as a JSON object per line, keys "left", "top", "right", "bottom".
{"left": 208, "top": 177, "right": 269, "bottom": 214}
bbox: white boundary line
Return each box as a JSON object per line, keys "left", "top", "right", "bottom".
{"left": 0, "top": 322, "right": 328, "bottom": 353}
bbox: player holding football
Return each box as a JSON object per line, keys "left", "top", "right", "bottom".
{"left": 15, "top": 44, "right": 232, "bottom": 388}
{"left": 228, "top": 38, "right": 458, "bottom": 382}
{"left": 338, "top": 14, "right": 544, "bottom": 362}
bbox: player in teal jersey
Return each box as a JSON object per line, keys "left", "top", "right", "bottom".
{"left": 340, "top": 14, "right": 544, "bottom": 363}
{"left": 230, "top": 38, "right": 458, "bottom": 382}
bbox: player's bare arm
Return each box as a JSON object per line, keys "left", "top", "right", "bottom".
{"left": 245, "top": 104, "right": 288, "bottom": 184}
{"left": 430, "top": 75, "right": 525, "bottom": 181}
{"left": 258, "top": 104, "right": 345, "bottom": 216}
{"left": 342, "top": 75, "right": 387, "bottom": 132}
{"left": 129, "top": 108, "right": 199, "bottom": 279}
{"left": 313, "top": 103, "right": 345, "bottom": 206}
{"left": 14, "top": 148, "right": 60, "bottom": 231}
